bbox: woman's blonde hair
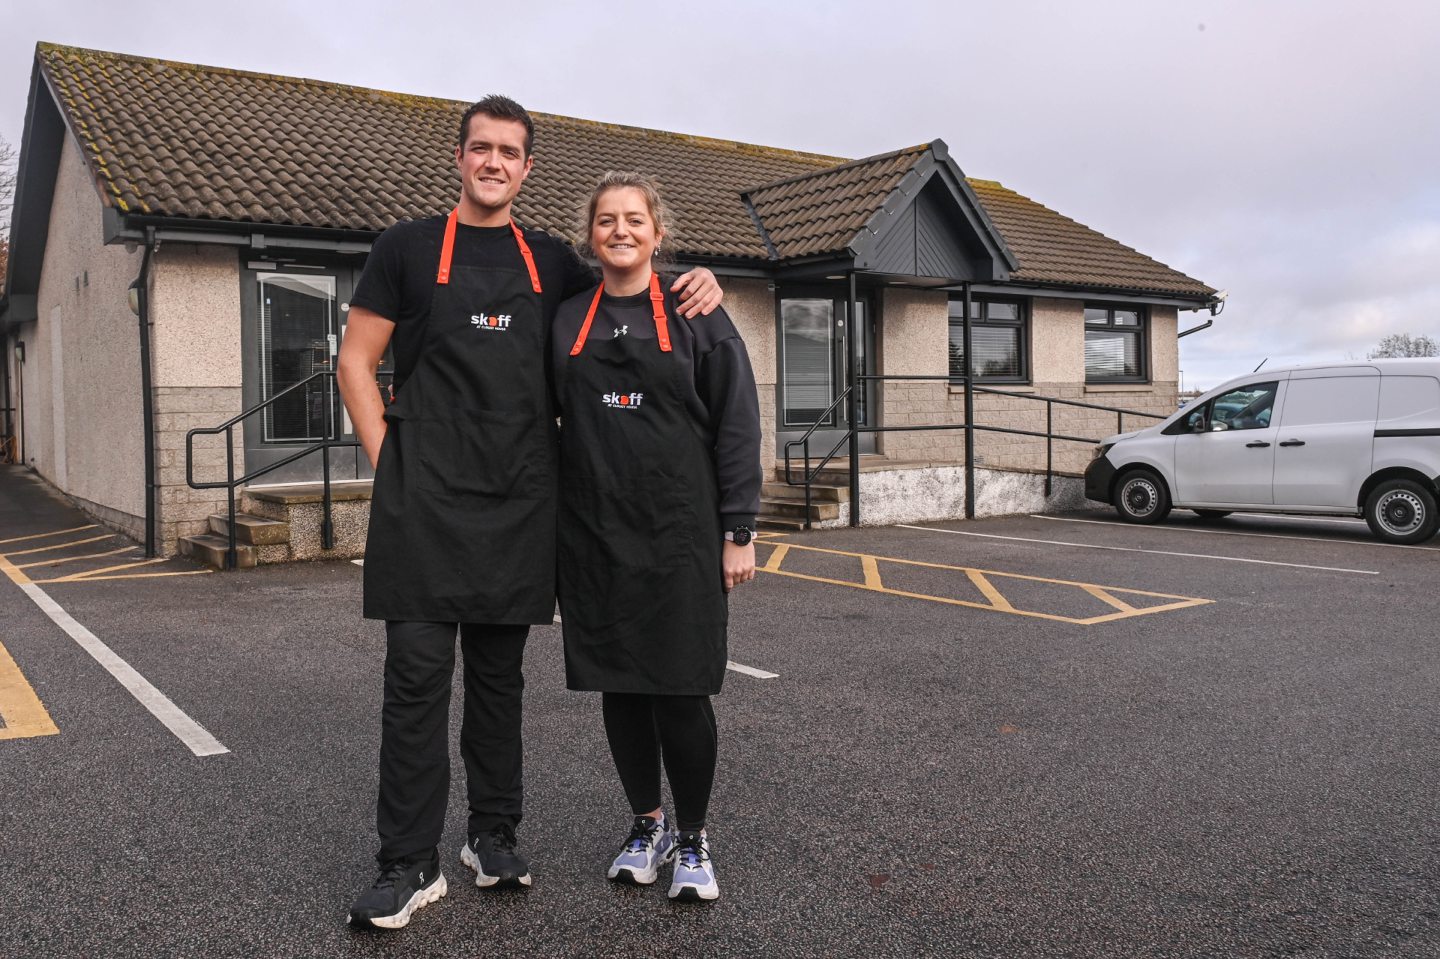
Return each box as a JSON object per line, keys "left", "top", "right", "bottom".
{"left": 577, "top": 171, "right": 675, "bottom": 265}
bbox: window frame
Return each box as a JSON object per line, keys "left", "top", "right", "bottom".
{"left": 1083, "top": 302, "right": 1149, "bottom": 384}
{"left": 948, "top": 295, "right": 1030, "bottom": 385}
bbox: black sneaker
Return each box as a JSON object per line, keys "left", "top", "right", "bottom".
{"left": 347, "top": 849, "right": 447, "bottom": 930}
{"left": 460, "top": 823, "right": 532, "bottom": 889}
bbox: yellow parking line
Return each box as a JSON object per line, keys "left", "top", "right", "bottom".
{"left": 34, "top": 558, "right": 172, "bottom": 583}
{"left": 1081, "top": 584, "right": 1138, "bottom": 614}
{"left": 30, "top": 569, "right": 212, "bottom": 584}
{"left": 761, "top": 544, "right": 791, "bottom": 572}
{"left": 755, "top": 540, "right": 1210, "bottom": 625}
{"left": 0, "top": 525, "right": 97, "bottom": 546}
{"left": 0, "top": 639, "right": 59, "bottom": 741}
{"left": 16, "top": 547, "right": 135, "bottom": 570}
{"left": 861, "top": 555, "right": 883, "bottom": 589}
{"left": 966, "top": 570, "right": 1016, "bottom": 613}
{"left": 3, "top": 535, "right": 112, "bottom": 558}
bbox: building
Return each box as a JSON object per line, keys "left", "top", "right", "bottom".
{"left": 0, "top": 43, "right": 1219, "bottom": 560}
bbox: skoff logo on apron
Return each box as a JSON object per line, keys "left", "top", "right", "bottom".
{"left": 471, "top": 312, "right": 514, "bottom": 331}
{"left": 602, "top": 391, "right": 644, "bottom": 409}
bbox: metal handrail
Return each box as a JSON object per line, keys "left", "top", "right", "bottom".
{"left": 781, "top": 374, "right": 1169, "bottom": 529}
{"left": 185, "top": 370, "right": 391, "bottom": 569}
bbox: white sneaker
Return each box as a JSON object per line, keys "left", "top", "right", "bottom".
{"left": 667, "top": 831, "right": 719, "bottom": 901}
{"left": 607, "top": 814, "right": 676, "bottom": 885}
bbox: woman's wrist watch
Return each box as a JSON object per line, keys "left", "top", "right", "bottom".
{"left": 724, "top": 525, "right": 753, "bottom": 546}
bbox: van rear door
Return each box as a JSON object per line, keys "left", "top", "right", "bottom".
{"left": 1271, "top": 367, "right": 1379, "bottom": 508}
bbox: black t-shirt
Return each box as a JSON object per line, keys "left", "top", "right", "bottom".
{"left": 552, "top": 281, "right": 762, "bottom": 530}
{"left": 350, "top": 214, "right": 595, "bottom": 387}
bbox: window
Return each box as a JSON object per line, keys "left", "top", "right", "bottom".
{"left": 1084, "top": 304, "right": 1147, "bottom": 383}
{"left": 1174, "top": 382, "right": 1279, "bottom": 433}
{"left": 948, "top": 297, "right": 1027, "bottom": 383}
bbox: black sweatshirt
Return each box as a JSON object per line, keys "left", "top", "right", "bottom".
{"left": 551, "top": 281, "right": 762, "bottom": 532}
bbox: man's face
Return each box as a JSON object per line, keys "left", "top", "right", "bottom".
{"left": 454, "top": 114, "right": 533, "bottom": 215}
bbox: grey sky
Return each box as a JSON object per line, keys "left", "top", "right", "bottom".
{"left": 4, "top": 0, "right": 1438, "bottom": 389}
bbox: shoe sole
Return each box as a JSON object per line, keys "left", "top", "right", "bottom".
{"left": 460, "top": 843, "right": 533, "bottom": 890}
{"left": 608, "top": 864, "right": 657, "bottom": 886}
{"left": 349, "top": 872, "right": 448, "bottom": 930}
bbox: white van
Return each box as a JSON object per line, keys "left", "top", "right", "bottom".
{"left": 1084, "top": 359, "right": 1440, "bottom": 543}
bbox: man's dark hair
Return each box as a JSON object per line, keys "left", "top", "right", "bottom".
{"left": 457, "top": 95, "right": 535, "bottom": 157}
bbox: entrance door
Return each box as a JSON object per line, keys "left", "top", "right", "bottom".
{"left": 241, "top": 260, "right": 389, "bottom": 485}
{"left": 776, "top": 290, "right": 876, "bottom": 463}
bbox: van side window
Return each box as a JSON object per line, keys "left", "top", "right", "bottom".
{"left": 1205, "top": 382, "right": 1279, "bottom": 431}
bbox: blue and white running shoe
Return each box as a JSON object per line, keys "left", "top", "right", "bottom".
{"left": 667, "top": 830, "right": 719, "bottom": 901}
{"left": 607, "top": 815, "right": 676, "bottom": 886}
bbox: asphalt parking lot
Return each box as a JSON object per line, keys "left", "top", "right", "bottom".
{"left": 2, "top": 465, "right": 1438, "bottom": 959}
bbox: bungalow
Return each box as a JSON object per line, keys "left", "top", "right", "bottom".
{"left": 0, "top": 43, "right": 1219, "bottom": 563}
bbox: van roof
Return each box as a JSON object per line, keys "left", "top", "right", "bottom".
{"left": 1211, "top": 357, "right": 1440, "bottom": 393}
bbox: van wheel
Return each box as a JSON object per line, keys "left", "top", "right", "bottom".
{"left": 1364, "top": 479, "right": 1440, "bottom": 544}
{"left": 1114, "top": 469, "right": 1171, "bottom": 524}
{"left": 1193, "top": 509, "right": 1232, "bottom": 520}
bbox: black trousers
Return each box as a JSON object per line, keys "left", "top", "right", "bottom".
{"left": 602, "top": 693, "right": 717, "bottom": 833}
{"left": 377, "top": 620, "right": 528, "bottom": 863}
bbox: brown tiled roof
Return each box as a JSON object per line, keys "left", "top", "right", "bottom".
{"left": 744, "top": 145, "right": 929, "bottom": 259}
{"left": 35, "top": 43, "right": 1214, "bottom": 297}
{"left": 968, "top": 179, "right": 1214, "bottom": 296}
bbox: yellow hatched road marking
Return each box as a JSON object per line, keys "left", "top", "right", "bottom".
{"left": 755, "top": 540, "right": 1210, "bottom": 625}
{"left": 17, "top": 547, "right": 136, "bottom": 570}
{"left": 4, "top": 535, "right": 112, "bottom": 558}
{"left": 0, "top": 638, "right": 59, "bottom": 741}
{"left": 30, "top": 569, "right": 211, "bottom": 584}
{"left": 966, "top": 570, "right": 1016, "bottom": 612}
{"left": 0, "top": 525, "right": 97, "bottom": 546}
{"left": 35, "top": 558, "right": 171, "bottom": 584}
{"left": 1081, "top": 584, "right": 1139, "bottom": 614}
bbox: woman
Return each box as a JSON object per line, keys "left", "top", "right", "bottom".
{"left": 552, "top": 172, "right": 761, "bottom": 902}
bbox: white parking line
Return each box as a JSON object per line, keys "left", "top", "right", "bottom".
{"left": 726, "top": 661, "right": 779, "bottom": 679}
{"left": 0, "top": 556, "right": 229, "bottom": 757}
{"left": 898, "top": 525, "right": 1379, "bottom": 575}
{"left": 1035, "top": 514, "right": 1440, "bottom": 551}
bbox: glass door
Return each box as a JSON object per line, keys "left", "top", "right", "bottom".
{"left": 241, "top": 261, "right": 378, "bottom": 484}
{"left": 776, "top": 289, "right": 876, "bottom": 460}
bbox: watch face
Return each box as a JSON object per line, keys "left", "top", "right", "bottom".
{"left": 732, "top": 526, "right": 753, "bottom": 546}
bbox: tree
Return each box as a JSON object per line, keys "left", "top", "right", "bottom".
{"left": 0, "top": 134, "right": 14, "bottom": 289}
{"left": 1368, "top": 333, "right": 1439, "bottom": 359}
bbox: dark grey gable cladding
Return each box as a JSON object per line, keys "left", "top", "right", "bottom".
{"left": 850, "top": 141, "right": 1017, "bottom": 282}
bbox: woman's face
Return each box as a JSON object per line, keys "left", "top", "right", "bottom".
{"left": 590, "top": 187, "right": 663, "bottom": 273}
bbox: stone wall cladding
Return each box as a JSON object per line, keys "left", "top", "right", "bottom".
{"left": 154, "top": 385, "right": 245, "bottom": 554}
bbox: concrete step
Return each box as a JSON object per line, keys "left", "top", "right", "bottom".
{"left": 178, "top": 533, "right": 258, "bottom": 570}
{"left": 207, "top": 512, "right": 291, "bottom": 546}
{"left": 760, "top": 482, "right": 850, "bottom": 503}
{"left": 759, "top": 497, "right": 841, "bottom": 521}
{"left": 756, "top": 512, "right": 811, "bottom": 532}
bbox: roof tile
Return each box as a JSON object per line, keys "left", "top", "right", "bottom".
{"left": 35, "top": 43, "right": 1212, "bottom": 297}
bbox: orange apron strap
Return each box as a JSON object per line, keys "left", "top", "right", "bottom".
{"left": 511, "top": 220, "right": 543, "bottom": 294}
{"left": 569, "top": 285, "right": 605, "bottom": 356}
{"left": 436, "top": 207, "right": 459, "bottom": 285}
{"left": 649, "top": 273, "right": 671, "bottom": 353}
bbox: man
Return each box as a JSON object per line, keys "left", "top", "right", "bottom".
{"left": 338, "top": 95, "right": 722, "bottom": 930}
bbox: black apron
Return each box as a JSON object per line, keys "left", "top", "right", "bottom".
{"left": 556, "top": 274, "right": 727, "bottom": 695}
{"left": 363, "top": 209, "right": 557, "bottom": 624}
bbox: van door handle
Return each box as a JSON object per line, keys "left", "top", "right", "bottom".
{"left": 1246, "top": 441, "right": 1271, "bottom": 448}
{"left": 1278, "top": 440, "right": 1306, "bottom": 447}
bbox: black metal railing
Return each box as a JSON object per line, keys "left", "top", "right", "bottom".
{"left": 185, "top": 371, "right": 390, "bottom": 569}
{"left": 783, "top": 375, "right": 1168, "bottom": 529}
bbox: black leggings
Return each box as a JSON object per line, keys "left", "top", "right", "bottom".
{"left": 602, "top": 693, "right": 717, "bottom": 833}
